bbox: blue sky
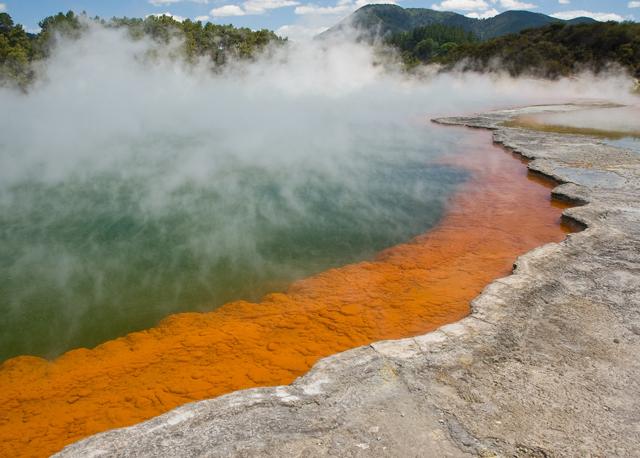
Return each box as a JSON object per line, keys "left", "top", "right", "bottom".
{"left": 0, "top": 0, "right": 637, "bottom": 40}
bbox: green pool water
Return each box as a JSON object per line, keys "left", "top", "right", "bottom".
{"left": 0, "top": 126, "right": 468, "bottom": 362}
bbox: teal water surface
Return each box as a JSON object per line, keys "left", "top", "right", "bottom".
{"left": 0, "top": 126, "right": 469, "bottom": 362}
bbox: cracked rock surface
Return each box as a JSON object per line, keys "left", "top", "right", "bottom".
{"left": 57, "top": 104, "right": 640, "bottom": 457}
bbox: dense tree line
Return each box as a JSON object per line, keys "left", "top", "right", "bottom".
{"left": 0, "top": 12, "right": 37, "bottom": 86}
{"left": 437, "top": 21, "right": 640, "bottom": 79}
{"left": 4, "top": 10, "right": 639, "bottom": 87}
{"left": 385, "top": 24, "right": 478, "bottom": 68}
{"left": 110, "top": 15, "right": 281, "bottom": 63}
{"left": 0, "top": 11, "right": 285, "bottom": 88}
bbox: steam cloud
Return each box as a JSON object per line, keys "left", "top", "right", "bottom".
{"left": 0, "top": 23, "right": 637, "bottom": 360}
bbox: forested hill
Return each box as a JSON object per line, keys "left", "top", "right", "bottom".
{"left": 437, "top": 21, "right": 640, "bottom": 79}
{"left": 319, "top": 4, "right": 596, "bottom": 41}
{"left": 0, "top": 11, "right": 285, "bottom": 88}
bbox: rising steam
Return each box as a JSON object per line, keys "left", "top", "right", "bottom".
{"left": 0, "top": 22, "right": 637, "bottom": 360}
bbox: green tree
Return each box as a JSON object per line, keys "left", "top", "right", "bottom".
{"left": 437, "top": 21, "right": 640, "bottom": 79}
{"left": 385, "top": 24, "right": 478, "bottom": 67}
{"left": 0, "top": 12, "right": 35, "bottom": 87}
{"left": 0, "top": 11, "right": 287, "bottom": 88}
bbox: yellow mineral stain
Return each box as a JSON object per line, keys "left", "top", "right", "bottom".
{"left": 0, "top": 129, "right": 574, "bottom": 457}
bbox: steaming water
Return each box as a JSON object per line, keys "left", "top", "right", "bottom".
{"left": 0, "top": 122, "right": 469, "bottom": 361}
{"left": 0, "top": 25, "right": 637, "bottom": 363}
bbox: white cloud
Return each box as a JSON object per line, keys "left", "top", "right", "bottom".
{"left": 558, "top": 0, "right": 570, "bottom": 4}
{"left": 466, "top": 7, "right": 499, "bottom": 18}
{"left": 551, "top": 10, "right": 624, "bottom": 21}
{"left": 243, "top": 0, "right": 299, "bottom": 14}
{"left": 295, "top": 0, "right": 352, "bottom": 16}
{"left": 211, "top": 0, "right": 298, "bottom": 16}
{"left": 432, "top": 0, "right": 488, "bottom": 11}
{"left": 149, "top": 0, "right": 209, "bottom": 5}
{"left": 500, "top": 0, "right": 536, "bottom": 9}
{"left": 276, "top": 24, "right": 328, "bottom": 40}
{"left": 629, "top": 1, "right": 640, "bottom": 7}
{"left": 146, "top": 12, "right": 187, "bottom": 21}
{"left": 0, "top": 3, "right": 6, "bottom": 12}
{"left": 210, "top": 4, "right": 247, "bottom": 16}
{"left": 150, "top": 0, "right": 387, "bottom": 11}
{"left": 194, "top": 15, "right": 211, "bottom": 21}
{"left": 295, "top": 4, "right": 352, "bottom": 14}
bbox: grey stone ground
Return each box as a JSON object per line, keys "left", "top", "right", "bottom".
{"left": 57, "top": 104, "right": 640, "bottom": 457}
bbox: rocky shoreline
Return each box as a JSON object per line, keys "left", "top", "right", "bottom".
{"left": 57, "top": 103, "right": 640, "bottom": 457}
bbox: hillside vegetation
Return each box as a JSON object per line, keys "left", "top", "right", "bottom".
{"left": 320, "top": 5, "right": 595, "bottom": 41}
{"left": 385, "top": 24, "right": 478, "bottom": 67}
{"left": 0, "top": 11, "right": 284, "bottom": 88}
{"left": 438, "top": 21, "right": 640, "bottom": 79}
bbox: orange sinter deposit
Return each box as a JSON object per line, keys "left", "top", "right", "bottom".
{"left": 0, "top": 128, "right": 573, "bottom": 457}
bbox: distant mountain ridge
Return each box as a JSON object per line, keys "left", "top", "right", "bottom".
{"left": 319, "top": 5, "right": 597, "bottom": 41}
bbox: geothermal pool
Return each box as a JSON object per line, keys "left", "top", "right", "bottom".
{"left": 0, "top": 124, "right": 467, "bottom": 361}
{"left": 0, "top": 127, "right": 572, "bottom": 457}
{"left": 0, "top": 28, "right": 600, "bottom": 456}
